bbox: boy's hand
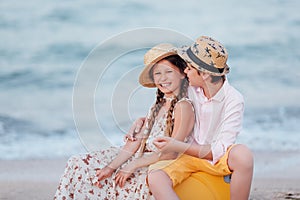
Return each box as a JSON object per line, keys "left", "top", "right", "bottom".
{"left": 153, "top": 137, "right": 181, "bottom": 153}
{"left": 124, "top": 117, "right": 146, "bottom": 142}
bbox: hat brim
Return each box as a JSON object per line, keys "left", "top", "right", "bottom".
{"left": 177, "top": 46, "right": 193, "bottom": 66}
{"left": 177, "top": 46, "right": 229, "bottom": 76}
{"left": 139, "top": 51, "right": 177, "bottom": 88}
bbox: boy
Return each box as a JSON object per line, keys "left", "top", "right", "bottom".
{"left": 146, "top": 36, "right": 253, "bottom": 200}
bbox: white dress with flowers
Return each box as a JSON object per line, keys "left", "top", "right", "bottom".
{"left": 54, "top": 101, "right": 190, "bottom": 200}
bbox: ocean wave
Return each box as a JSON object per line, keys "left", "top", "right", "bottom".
{"left": 31, "top": 42, "right": 91, "bottom": 63}
{"left": 0, "top": 69, "right": 74, "bottom": 89}
{"left": 238, "top": 107, "right": 300, "bottom": 151}
{"left": 0, "top": 114, "right": 83, "bottom": 160}
{"left": 0, "top": 105, "right": 299, "bottom": 160}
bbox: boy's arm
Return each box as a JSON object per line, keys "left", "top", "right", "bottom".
{"left": 210, "top": 101, "right": 244, "bottom": 164}
{"left": 153, "top": 137, "right": 212, "bottom": 160}
{"left": 154, "top": 101, "right": 244, "bottom": 162}
{"left": 124, "top": 117, "right": 146, "bottom": 142}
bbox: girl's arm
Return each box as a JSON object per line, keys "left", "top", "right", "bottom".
{"left": 170, "top": 100, "right": 195, "bottom": 141}
{"left": 115, "top": 151, "right": 161, "bottom": 187}
{"left": 115, "top": 100, "right": 195, "bottom": 187}
{"left": 95, "top": 123, "right": 147, "bottom": 185}
{"left": 159, "top": 100, "right": 195, "bottom": 160}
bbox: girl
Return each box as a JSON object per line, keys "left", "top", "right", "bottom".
{"left": 54, "top": 43, "right": 195, "bottom": 200}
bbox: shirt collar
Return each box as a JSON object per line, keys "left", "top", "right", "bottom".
{"left": 211, "top": 79, "right": 227, "bottom": 102}
{"left": 194, "top": 86, "right": 207, "bottom": 102}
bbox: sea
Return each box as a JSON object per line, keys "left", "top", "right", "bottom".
{"left": 0, "top": 0, "right": 299, "bottom": 160}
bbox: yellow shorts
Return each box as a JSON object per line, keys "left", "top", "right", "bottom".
{"left": 149, "top": 145, "right": 234, "bottom": 187}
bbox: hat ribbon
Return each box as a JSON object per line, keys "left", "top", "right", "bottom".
{"left": 186, "top": 47, "right": 225, "bottom": 74}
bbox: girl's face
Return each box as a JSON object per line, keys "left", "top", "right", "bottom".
{"left": 152, "top": 59, "right": 185, "bottom": 96}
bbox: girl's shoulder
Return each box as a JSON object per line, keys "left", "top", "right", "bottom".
{"left": 175, "top": 97, "right": 194, "bottom": 111}
{"left": 177, "top": 97, "right": 193, "bottom": 106}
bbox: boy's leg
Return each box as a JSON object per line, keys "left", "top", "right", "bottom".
{"left": 147, "top": 152, "right": 233, "bottom": 200}
{"left": 148, "top": 170, "right": 180, "bottom": 200}
{"left": 228, "top": 144, "right": 254, "bottom": 200}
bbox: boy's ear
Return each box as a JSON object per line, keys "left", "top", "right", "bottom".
{"left": 201, "top": 72, "right": 210, "bottom": 80}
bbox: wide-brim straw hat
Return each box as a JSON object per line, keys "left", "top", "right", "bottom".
{"left": 139, "top": 43, "right": 177, "bottom": 88}
{"left": 177, "top": 36, "right": 229, "bottom": 76}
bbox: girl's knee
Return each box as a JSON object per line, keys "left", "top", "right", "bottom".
{"left": 147, "top": 170, "right": 172, "bottom": 188}
{"left": 147, "top": 170, "right": 162, "bottom": 187}
{"left": 228, "top": 144, "right": 254, "bottom": 170}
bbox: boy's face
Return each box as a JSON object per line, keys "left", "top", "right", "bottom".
{"left": 184, "top": 64, "right": 204, "bottom": 87}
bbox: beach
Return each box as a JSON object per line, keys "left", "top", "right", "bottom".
{"left": 1, "top": 151, "right": 300, "bottom": 200}
{"left": 1, "top": 0, "right": 300, "bottom": 199}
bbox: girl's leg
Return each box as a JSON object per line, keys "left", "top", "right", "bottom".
{"left": 147, "top": 170, "right": 180, "bottom": 200}
{"left": 228, "top": 144, "right": 254, "bottom": 200}
{"left": 54, "top": 155, "right": 83, "bottom": 199}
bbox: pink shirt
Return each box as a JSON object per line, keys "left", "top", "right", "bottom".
{"left": 188, "top": 80, "right": 244, "bottom": 164}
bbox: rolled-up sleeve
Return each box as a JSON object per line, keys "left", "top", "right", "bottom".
{"left": 211, "top": 100, "right": 244, "bottom": 164}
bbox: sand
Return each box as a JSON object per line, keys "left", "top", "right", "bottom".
{"left": 1, "top": 151, "right": 300, "bottom": 200}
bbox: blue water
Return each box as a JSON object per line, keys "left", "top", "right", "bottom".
{"left": 0, "top": 0, "right": 299, "bottom": 159}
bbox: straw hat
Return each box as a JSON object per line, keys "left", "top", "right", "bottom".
{"left": 139, "top": 43, "right": 177, "bottom": 87}
{"left": 177, "top": 36, "right": 229, "bottom": 76}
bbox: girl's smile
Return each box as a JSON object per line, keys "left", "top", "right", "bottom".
{"left": 152, "top": 60, "right": 185, "bottom": 96}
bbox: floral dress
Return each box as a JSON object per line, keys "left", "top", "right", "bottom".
{"left": 54, "top": 108, "right": 176, "bottom": 199}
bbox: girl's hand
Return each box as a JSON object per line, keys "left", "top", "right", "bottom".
{"left": 94, "top": 166, "right": 115, "bottom": 188}
{"left": 115, "top": 162, "right": 136, "bottom": 187}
